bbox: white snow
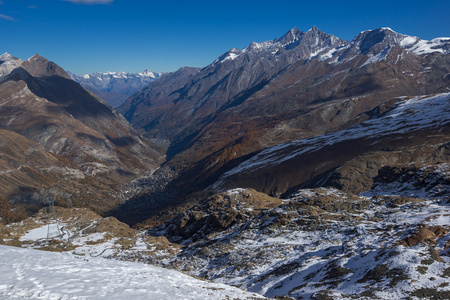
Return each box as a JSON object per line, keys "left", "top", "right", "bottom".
{"left": 20, "top": 225, "right": 55, "bottom": 241}
{"left": 223, "top": 52, "right": 239, "bottom": 61}
{"left": 0, "top": 245, "right": 264, "bottom": 299}
{"left": 409, "top": 37, "right": 450, "bottom": 55}
{"left": 0, "top": 52, "right": 13, "bottom": 62}
{"left": 319, "top": 48, "right": 337, "bottom": 61}
{"left": 400, "top": 36, "right": 418, "bottom": 47}
{"left": 361, "top": 46, "right": 391, "bottom": 67}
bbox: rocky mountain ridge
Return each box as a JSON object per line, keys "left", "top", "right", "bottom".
{"left": 213, "top": 93, "right": 450, "bottom": 196}
{"left": 0, "top": 53, "right": 162, "bottom": 220}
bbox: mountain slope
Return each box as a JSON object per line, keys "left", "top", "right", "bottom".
{"left": 121, "top": 27, "right": 449, "bottom": 169}
{"left": 213, "top": 93, "right": 450, "bottom": 196}
{"left": 147, "top": 188, "right": 450, "bottom": 299}
{"left": 119, "top": 26, "right": 347, "bottom": 142}
{"left": 0, "top": 53, "right": 162, "bottom": 218}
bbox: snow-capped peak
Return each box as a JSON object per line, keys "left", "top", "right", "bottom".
{"left": 352, "top": 27, "right": 449, "bottom": 55}
{"left": 276, "top": 27, "right": 305, "bottom": 48}
{"left": 0, "top": 52, "right": 23, "bottom": 77}
{"left": 0, "top": 52, "right": 14, "bottom": 62}
{"left": 139, "top": 69, "right": 158, "bottom": 78}
{"left": 212, "top": 26, "right": 347, "bottom": 65}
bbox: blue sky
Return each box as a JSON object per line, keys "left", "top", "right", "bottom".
{"left": 1, "top": 0, "right": 449, "bottom": 75}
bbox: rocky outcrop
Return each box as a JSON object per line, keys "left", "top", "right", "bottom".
{"left": 149, "top": 188, "right": 282, "bottom": 244}
{"left": 144, "top": 187, "right": 450, "bottom": 299}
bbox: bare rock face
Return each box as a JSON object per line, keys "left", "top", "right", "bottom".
{"left": 401, "top": 225, "right": 438, "bottom": 247}
{"left": 22, "top": 54, "right": 72, "bottom": 79}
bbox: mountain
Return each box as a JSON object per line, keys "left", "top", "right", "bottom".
{"left": 1, "top": 27, "right": 449, "bottom": 300}
{"left": 68, "top": 69, "right": 163, "bottom": 107}
{"left": 0, "top": 53, "right": 162, "bottom": 220}
{"left": 0, "top": 52, "right": 23, "bottom": 77}
{"left": 147, "top": 188, "right": 450, "bottom": 299}
{"left": 116, "top": 27, "right": 450, "bottom": 224}
{"left": 119, "top": 26, "right": 347, "bottom": 141}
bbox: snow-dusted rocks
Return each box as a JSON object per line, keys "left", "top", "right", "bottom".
{"left": 321, "top": 27, "right": 450, "bottom": 65}
{"left": 147, "top": 188, "right": 450, "bottom": 299}
{"left": 2, "top": 187, "right": 449, "bottom": 299}
{"left": 0, "top": 52, "right": 23, "bottom": 77}
{"left": 212, "top": 26, "right": 348, "bottom": 66}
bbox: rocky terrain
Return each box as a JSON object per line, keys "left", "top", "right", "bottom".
{"left": 68, "top": 70, "right": 163, "bottom": 107}
{"left": 0, "top": 53, "right": 163, "bottom": 219}
{"left": 2, "top": 183, "right": 449, "bottom": 299}
{"left": 149, "top": 188, "right": 450, "bottom": 299}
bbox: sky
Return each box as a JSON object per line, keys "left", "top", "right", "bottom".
{"left": 0, "top": 0, "right": 449, "bottom": 75}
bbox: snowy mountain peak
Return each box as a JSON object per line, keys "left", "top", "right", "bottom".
{"left": 349, "top": 27, "right": 450, "bottom": 56}
{"left": 0, "top": 52, "right": 23, "bottom": 77}
{"left": 213, "top": 26, "right": 348, "bottom": 65}
{"left": 140, "top": 69, "right": 153, "bottom": 76}
{"left": 353, "top": 27, "right": 407, "bottom": 54}
{"left": 277, "top": 27, "right": 305, "bottom": 47}
{"left": 307, "top": 25, "right": 319, "bottom": 33}
{"left": 0, "top": 52, "right": 14, "bottom": 62}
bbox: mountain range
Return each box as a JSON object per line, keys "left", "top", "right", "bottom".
{"left": 68, "top": 70, "right": 163, "bottom": 107}
{"left": 116, "top": 26, "right": 450, "bottom": 224}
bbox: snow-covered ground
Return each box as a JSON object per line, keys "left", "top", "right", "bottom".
{"left": 0, "top": 245, "right": 264, "bottom": 300}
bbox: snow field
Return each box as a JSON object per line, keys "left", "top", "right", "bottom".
{"left": 0, "top": 245, "right": 264, "bottom": 300}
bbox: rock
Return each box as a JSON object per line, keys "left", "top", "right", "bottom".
{"left": 401, "top": 225, "right": 437, "bottom": 247}
{"left": 430, "top": 226, "right": 449, "bottom": 238}
{"left": 148, "top": 188, "right": 282, "bottom": 243}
